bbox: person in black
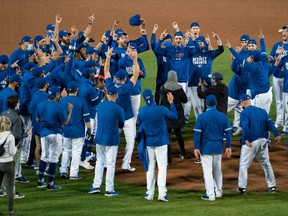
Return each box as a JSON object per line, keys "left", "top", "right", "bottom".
{"left": 159, "top": 70, "right": 188, "bottom": 164}
{"left": 197, "top": 72, "right": 228, "bottom": 114}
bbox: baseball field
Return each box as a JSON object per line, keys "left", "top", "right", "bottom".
{"left": 1, "top": 0, "right": 288, "bottom": 215}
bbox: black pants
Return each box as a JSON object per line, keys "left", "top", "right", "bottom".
{"left": 168, "top": 128, "right": 186, "bottom": 164}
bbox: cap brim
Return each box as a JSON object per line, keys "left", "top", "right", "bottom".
{"left": 278, "top": 29, "right": 284, "bottom": 33}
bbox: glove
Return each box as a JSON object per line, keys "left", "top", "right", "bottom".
{"left": 85, "top": 128, "right": 92, "bottom": 140}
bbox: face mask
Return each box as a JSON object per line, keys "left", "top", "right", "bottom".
{"left": 27, "top": 44, "right": 33, "bottom": 51}
{"left": 163, "top": 41, "right": 172, "bottom": 47}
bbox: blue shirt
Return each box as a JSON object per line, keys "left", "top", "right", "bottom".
{"left": 273, "top": 56, "right": 288, "bottom": 93}
{"left": 95, "top": 100, "right": 125, "bottom": 146}
{"left": 240, "top": 105, "right": 279, "bottom": 144}
{"left": 193, "top": 106, "right": 232, "bottom": 154}
{"left": 36, "top": 100, "right": 67, "bottom": 137}
{"left": 138, "top": 103, "right": 178, "bottom": 146}
{"left": 0, "top": 87, "right": 18, "bottom": 113}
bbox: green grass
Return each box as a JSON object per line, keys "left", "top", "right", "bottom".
{"left": 1, "top": 49, "right": 284, "bottom": 216}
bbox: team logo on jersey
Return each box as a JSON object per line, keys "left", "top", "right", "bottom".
{"left": 192, "top": 56, "right": 207, "bottom": 65}
{"left": 126, "top": 66, "right": 133, "bottom": 75}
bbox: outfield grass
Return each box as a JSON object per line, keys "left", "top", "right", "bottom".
{"left": 1, "top": 49, "right": 286, "bottom": 216}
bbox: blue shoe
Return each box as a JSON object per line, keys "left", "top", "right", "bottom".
{"left": 105, "top": 190, "right": 119, "bottom": 196}
{"left": 15, "top": 176, "right": 30, "bottom": 183}
{"left": 70, "top": 175, "right": 82, "bottom": 180}
{"left": 145, "top": 193, "right": 153, "bottom": 201}
{"left": 47, "top": 184, "right": 61, "bottom": 191}
{"left": 37, "top": 182, "right": 47, "bottom": 188}
{"left": 88, "top": 187, "right": 100, "bottom": 194}
{"left": 201, "top": 194, "right": 215, "bottom": 201}
{"left": 44, "top": 168, "right": 49, "bottom": 176}
{"left": 158, "top": 195, "right": 169, "bottom": 202}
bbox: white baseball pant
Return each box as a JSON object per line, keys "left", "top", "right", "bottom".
{"left": 227, "top": 97, "right": 243, "bottom": 128}
{"left": 252, "top": 87, "right": 273, "bottom": 114}
{"left": 40, "top": 134, "right": 62, "bottom": 163}
{"left": 273, "top": 76, "right": 284, "bottom": 125}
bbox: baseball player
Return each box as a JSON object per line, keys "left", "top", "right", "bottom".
{"left": 269, "top": 26, "right": 288, "bottom": 129}
{"left": 194, "top": 94, "right": 232, "bottom": 201}
{"left": 36, "top": 86, "right": 73, "bottom": 190}
{"left": 236, "top": 94, "right": 281, "bottom": 194}
{"left": 138, "top": 89, "right": 178, "bottom": 202}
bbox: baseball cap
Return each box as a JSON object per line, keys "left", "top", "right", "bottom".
{"left": 190, "top": 22, "right": 200, "bottom": 28}
{"left": 115, "top": 69, "right": 127, "bottom": 80}
{"left": 239, "top": 94, "right": 251, "bottom": 102}
{"left": 197, "top": 36, "right": 206, "bottom": 43}
{"left": 48, "top": 86, "right": 60, "bottom": 99}
{"left": 212, "top": 72, "right": 223, "bottom": 82}
{"left": 46, "top": 24, "right": 55, "bottom": 31}
{"left": 32, "top": 66, "right": 44, "bottom": 77}
{"left": 37, "top": 77, "right": 49, "bottom": 87}
{"left": 115, "top": 29, "right": 127, "bottom": 38}
{"left": 142, "top": 89, "right": 155, "bottom": 105}
{"left": 78, "top": 30, "right": 84, "bottom": 38}
{"left": 107, "top": 85, "right": 119, "bottom": 95}
{"left": 250, "top": 50, "right": 261, "bottom": 62}
{"left": 163, "top": 34, "right": 172, "bottom": 41}
{"left": 23, "top": 62, "right": 36, "bottom": 70}
{"left": 67, "top": 81, "right": 79, "bottom": 92}
{"left": 0, "top": 55, "right": 9, "bottom": 64}
{"left": 240, "top": 34, "right": 250, "bottom": 42}
{"left": 205, "top": 94, "right": 217, "bottom": 105}
{"left": 9, "top": 74, "right": 21, "bottom": 83}
{"left": 85, "top": 60, "right": 98, "bottom": 68}
{"left": 19, "top": 36, "right": 32, "bottom": 45}
{"left": 34, "top": 35, "right": 45, "bottom": 46}
{"left": 59, "top": 30, "right": 69, "bottom": 37}
{"left": 278, "top": 26, "right": 288, "bottom": 33}
{"left": 82, "top": 68, "right": 96, "bottom": 78}
{"left": 174, "top": 31, "right": 184, "bottom": 38}
{"left": 129, "top": 14, "right": 142, "bottom": 26}
{"left": 247, "top": 39, "right": 257, "bottom": 45}
{"left": 86, "top": 46, "right": 100, "bottom": 55}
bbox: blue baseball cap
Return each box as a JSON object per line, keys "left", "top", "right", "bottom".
{"left": 67, "top": 81, "right": 79, "bottom": 92}
{"left": 9, "top": 74, "right": 21, "bottom": 83}
{"left": 239, "top": 94, "right": 251, "bottom": 102}
{"left": 48, "top": 86, "right": 60, "bottom": 99}
{"left": 197, "top": 36, "right": 206, "bottom": 43}
{"left": 23, "top": 62, "right": 36, "bottom": 70}
{"left": 46, "top": 24, "right": 55, "bottom": 31}
{"left": 174, "top": 31, "right": 184, "bottom": 38}
{"left": 115, "top": 29, "right": 127, "bottom": 38}
{"left": 82, "top": 68, "right": 96, "bottom": 78}
{"left": 212, "top": 72, "right": 223, "bottom": 82}
{"left": 247, "top": 39, "right": 257, "bottom": 45}
{"left": 240, "top": 34, "right": 250, "bottom": 42}
{"left": 0, "top": 55, "right": 9, "bottom": 64}
{"left": 34, "top": 35, "right": 45, "bottom": 46}
{"left": 19, "top": 36, "right": 32, "bottom": 45}
{"left": 37, "top": 77, "right": 49, "bottom": 87}
{"left": 115, "top": 69, "right": 127, "bottom": 80}
{"left": 206, "top": 94, "right": 217, "bottom": 105}
{"left": 85, "top": 60, "right": 98, "bottom": 68}
{"left": 163, "top": 34, "right": 172, "bottom": 41}
{"left": 86, "top": 46, "right": 100, "bottom": 55}
{"left": 142, "top": 89, "right": 155, "bottom": 105}
{"left": 107, "top": 85, "right": 119, "bottom": 95}
{"left": 129, "top": 14, "right": 142, "bottom": 26}
{"left": 190, "top": 22, "right": 200, "bottom": 28}
{"left": 32, "top": 66, "right": 44, "bottom": 77}
{"left": 59, "top": 30, "right": 69, "bottom": 37}
{"left": 250, "top": 50, "right": 261, "bottom": 62}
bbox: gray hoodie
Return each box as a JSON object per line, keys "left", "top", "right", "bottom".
{"left": 0, "top": 131, "right": 17, "bottom": 162}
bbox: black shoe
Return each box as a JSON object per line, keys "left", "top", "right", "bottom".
{"left": 236, "top": 187, "right": 246, "bottom": 194}
{"left": 194, "top": 158, "right": 201, "bottom": 164}
{"left": 179, "top": 154, "right": 188, "bottom": 159}
{"left": 268, "top": 186, "right": 276, "bottom": 193}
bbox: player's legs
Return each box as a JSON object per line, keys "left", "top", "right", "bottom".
{"left": 131, "top": 94, "right": 141, "bottom": 124}
{"left": 227, "top": 97, "right": 242, "bottom": 128}
{"left": 253, "top": 87, "right": 273, "bottom": 114}
{"left": 122, "top": 118, "right": 136, "bottom": 170}
{"left": 92, "top": 144, "right": 106, "bottom": 189}
{"left": 201, "top": 154, "right": 215, "bottom": 200}
{"left": 282, "top": 92, "right": 288, "bottom": 132}
{"left": 60, "top": 138, "right": 72, "bottom": 174}
{"left": 212, "top": 154, "right": 223, "bottom": 197}
{"left": 70, "top": 137, "right": 84, "bottom": 177}
{"left": 105, "top": 145, "right": 118, "bottom": 192}
{"left": 183, "top": 86, "right": 193, "bottom": 121}
{"left": 155, "top": 144, "right": 168, "bottom": 198}
{"left": 146, "top": 146, "right": 156, "bottom": 197}
{"left": 19, "top": 115, "right": 32, "bottom": 163}
{"left": 255, "top": 138, "right": 276, "bottom": 188}
{"left": 190, "top": 86, "right": 204, "bottom": 119}
{"left": 238, "top": 143, "right": 257, "bottom": 189}
{"left": 273, "top": 76, "right": 284, "bottom": 126}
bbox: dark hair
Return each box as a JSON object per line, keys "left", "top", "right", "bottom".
{"left": 6, "top": 95, "right": 19, "bottom": 109}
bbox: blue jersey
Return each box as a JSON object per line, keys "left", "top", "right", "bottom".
{"left": 9, "top": 48, "right": 29, "bottom": 69}
{"left": 272, "top": 56, "right": 288, "bottom": 93}
{"left": 30, "top": 90, "right": 48, "bottom": 135}
{"left": 188, "top": 45, "right": 224, "bottom": 87}
{"left": 60, "top": 95, "right": 90, "bottom": 138}
{"left": 36, "top": 100, "right": 67, "bottom": 137}
{"left": 193, "top": 106, "right": 232, "bottom": 154}
{"left": 0, "top": 87, "right": 18, "bottom": 113}
{"left": 269, "top": 41, "right": 288, "bottom": 62}
{"left": 0, "top": 67, "right": 15, "bottom": 91}
{"left": 240, "top": 105, "right": 279, "bottom": 144}
{"left": 138, "top": 103, "right": 178, "bottom": 147}
{"left": 95, "top": 100, "right": 125, "bottom": 146}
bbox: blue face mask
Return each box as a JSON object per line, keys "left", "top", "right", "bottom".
{"left": 163, "top": 41, "right": 172, "bottom": 47}
{"left": 27, "top": 44, "right": 33, "bottom": 51}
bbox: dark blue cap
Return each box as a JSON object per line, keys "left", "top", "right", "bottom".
{"left": 190, "top": 22, "right": 200, "bottom": 28}
{"left": 240, "top": 34, "right": 250, "bottom": 42}
{"left": 174, "top": 31, "right": 184, "bottom": 38}
{"left": 19, "top": 36, "right": 32, "bottom": 45}
{"left": 115, "top": 69, "right": 127, "bottom": 80}
{"left": 129, "top": 14, "right": 142, "bottom": 26}
{"left": 142, "top": 89, "right": 154, "bottom": 105}
{"left": 9, "top": 74, "right": 21, "bottom": 83}
{"left": 67, "top": 81, "right": 79, "bottom": 92}
{"left": 46, "top": 24, "right": 55, "bottom": 31}
{"left": 247, "top": 39, "right": 257, "bottom": 45}
{"left": 0, "top": 55, "right": 9, "bottom": 64}
{"left": 250, "top": 50, "right": 261, "bottom": 62}
{"left": 239, "top": 94, "right": 251, "bottom": 102}
{"left": 212, "top": 72, "right": 223, "bottom": 82}
{"left": 107, "top": 85, "right": 119, "bottom": 95}
{"left": 206, "top": 94, "right": 217, "bottom": 105}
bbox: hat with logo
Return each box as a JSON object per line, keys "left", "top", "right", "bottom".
{"left": 190, "top": 22, "right": 200, "bottom": 28}
{"left": 19, "top": 36, "right": 32, "bottom": 45}
{"left": 115, "top": 69, "right": 127, "bottom": 80}
{"left": 205, "top": 94, "right": 217, "bottom": 105}
{"left": 240, "top": 34, "right": 250, "bottom": 42}
{"left": 142, "top": 89, "right": 155, "bottom": 105}
{"left": 129, "top": 14, "right": 142, "bottom": 26}
{"left": 239, "top": 94, "right": 251, "bottom": 102}
{"left": 212, "top": 72, "right": 223, "bottom": 82}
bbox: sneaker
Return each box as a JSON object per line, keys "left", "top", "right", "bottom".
{"left": 122, "top": 167, "right": 136, "bottom": 173}
{"left": 145, "top": 193, "right": 153, "bottom": 201}
{"left": 15, "top": 176, "right": 30, "bottom": 183}
{"left": 236, "top": 187, "right": 246, "bottom": 194}
{"left": 216, "top": 193, "right": 223, "bottom": 198}
{"left": 70, "top": 175, "right": 82, "bottom": 180}
{"left": 280, "top": 131, "right": 287, "bottom": 136}
{"left": 201, "top": 194, "right": 215, "bottom": 201}
{"left": 47, "top": 184, "right": 61, "bottom": 191}
{"left": 14, "top": 192, "right": 25, "bottom": 199}
{"left": 233, "top": 127, "right": 242, "bottom": 136}
{"left": 194, "top": 158, "right": 201, "bottom": 164}
{"left": 9, "top": 211, "right": 17, "bottom": 216}
{"left": 158, "top": 195, "right": 169, "bottom": 202}
{"left": 88, "top": 187, "right": 100, "bottom": 194}
{"left": 179, "top": 154, "right": 188, "bottom": 159}
{"left": 37, "top": 182, "right": 47, "bottom": 188}
{"left": 79, "top": 160, "right": 94, "bottom": 170}
{"left": 60, "top": 173, "right": 68, "bottom": 178}
{"left": 268, "top": 186, "right": 276, "bottom": 193}
{"left": 0, "top": 191, "right": 6, "bottom": 197}
{"left": 105, "top": 190, "right": 119, "bottom": 196}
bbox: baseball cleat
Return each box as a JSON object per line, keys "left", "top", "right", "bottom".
{"left": 201, "top": 194, "right": 215, "bottom": 201}
{"left": 88, "top": 187, "right": 100, "bottom": 194}
{"left": 145, "top": 193, "right": 154, "bottom": 201}
{"left": 105, "top": 190, "right": 119, "bottom": 196}
{"left": 236, "top": 187, "right": 246, "bottom": 194}
{"left": 158, "top": 195, "right": 169, "bottom": 202}
{"left": 268, "top": 186, "right": 276, "bottom": 193}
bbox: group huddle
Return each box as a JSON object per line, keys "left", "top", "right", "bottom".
{"left": 0, "top": 13, "right": 287, "bottom": 215}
